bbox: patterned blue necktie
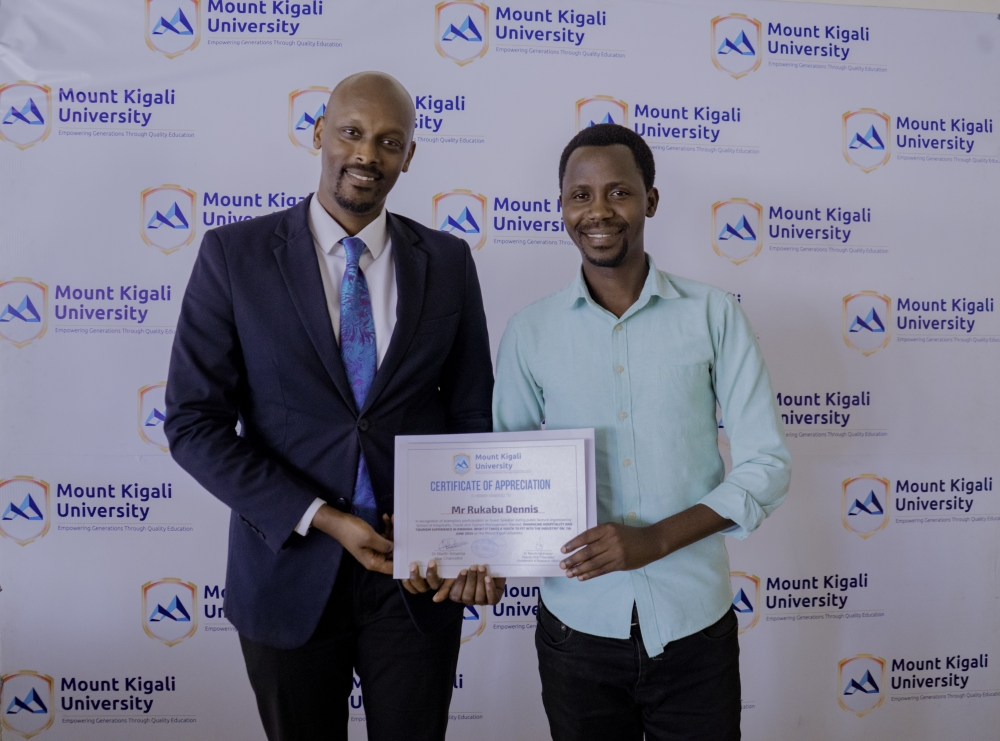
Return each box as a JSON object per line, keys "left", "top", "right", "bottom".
{"left": 339, "top": 236, "right": 379, "bottom": 528}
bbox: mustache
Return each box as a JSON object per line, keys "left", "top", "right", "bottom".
{"left": 576, "top": 221, "right": 628, "bottom": 234}
{"left": 340, "top": 163, "right": 384, "bottom": 181}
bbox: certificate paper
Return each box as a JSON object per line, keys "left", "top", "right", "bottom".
{"left": 393, "top": 429, "right": 596, "bottom": 578}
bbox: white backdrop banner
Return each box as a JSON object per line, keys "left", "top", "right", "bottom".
{"left": 1, "top": 0, "right": 998, "bottom": 739}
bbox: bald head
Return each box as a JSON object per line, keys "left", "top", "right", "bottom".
{"left": 313, "top": 71, "right": 417, "bottom": 235}
{"left": 327, "top": 71, "right": 416, "bottom": 136}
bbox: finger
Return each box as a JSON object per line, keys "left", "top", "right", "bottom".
{"left": 367, "top": 532, "right": 394, "bottom": 554}
{"left": 561, "top": 526, "right": 607, "bottom": 554}
{"left": 408, "top": 562, "right": 429, "bottom": 592}
{"left": 450, "top": 571, "right": 469, "bottom": 602}
{"left": 560, "top": 541, "right": 609, "bottom": 570}
{"left": 568, "top": 552, "right": 618, "bottom": 580}
{"left": 432, "top": 578, "right": 456, "bottom": 603}
{"left": 425, "top": 560, "right": 443, "bottom": 590}
{"left": 369, "top": 554, "right": 394, "bottom": 575}
{"left": 400, "top": 579, "right": 419, "bottom": 594}
{"left": 382, "top": 513, "right": 394, "bottom": 540}
{"left": 483, "top": 572, "right": 499, "bottom": 605}
{"left": 461, "top": 566, "right": 482, "bottom": 604}
{"left": 474, "top": 569, "right": 488, "bottom": 605}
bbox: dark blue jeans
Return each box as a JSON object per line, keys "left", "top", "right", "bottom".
{"left": 536, "top": 599, "right": 741, "bottom": 741}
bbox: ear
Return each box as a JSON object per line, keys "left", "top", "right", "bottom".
{"left": 645, "top": 187, "right": 659, "bottom": 218}
{"left": 313, "top": 115, "right": 324, "bottom": 150}
{"left": 401, "top": 140, "right": 417, "bottom": 173}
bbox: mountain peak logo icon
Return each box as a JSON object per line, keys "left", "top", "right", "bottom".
{"left": 151, "top": 8, "right": 194, "bottom": 35}
{"left": 718, "top": 215, "right": 756, "bottom": 241}
{"left": 145, "top": 407, "right": 167, "bottom": 427}
{"left": 149, "top": 595, "right": 192, "bottom": 623}
{"left": 848, "top": 490, "right": 884, "bottom": 516}
{"left": 5, "top": 687, "right": 48, "bottom": 715}
{"left": 718, "top": 30, "right": 755, "bottom": 56}
{"left": 2, "top": 494, "right": 43, "bottom": 522}
{"left": 2, "top": 98, "right": 44, "bottom": 127}
{"left": 295, "top": 103, "right": 326, "bottom": 131}
{"left": 731, "top": 588, "right": 754, "bottom": 613}
{"left": 844, "top": 670, "right": 880, "bottom": 695}
{"left": 442, "top": 15, "right": 482, "bottom": 41}
{"left": 589, "top": 112, "right": 616, "bottom": 127}
{"left": 848, "top": 307, "right": 885, "bottom": 334}
{"left": 849, "top": 125, "right": 885, "bottom": 151}
{"left": 453, "top": 453, "right": 471, "bottom": 475}
{"left": 440, "top": 207, "right": 480, "bottom": 235}
{"left": 146, "top": 202, "right": 189, "bottom": 230}
{"left": 0, "top": 295, "right": 41, "bottom": 324}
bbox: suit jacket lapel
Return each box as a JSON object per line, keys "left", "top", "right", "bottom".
{"left": 273, "top": 199, "right": 357, "bottom": 414}
{"left": 362, "top": 213, "right": 427, "bottom": 414}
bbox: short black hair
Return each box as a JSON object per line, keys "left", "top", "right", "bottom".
{"left": 558, "top": 123, "right": 655, "bottom": 191}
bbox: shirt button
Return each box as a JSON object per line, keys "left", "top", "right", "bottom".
{"left": 627, "top": 511, "right": 637, "bottom": 520}
{"left": 619, "top": 412, "right": 627, "bottom": 420}
{"left": 623, "top": 458, "right": 631, "bottom": 467}
{"left": 616, "top": 365, "right": 624, "bottom": 374}
{"left": 615, "top": 324, "right": 623, "bottom": 332}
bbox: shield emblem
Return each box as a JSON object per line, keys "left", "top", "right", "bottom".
{"left": 576, "top": 96, "right": 628, "bottom": 132}
{"left": 139, "top": 382, "right": 169, "bottom": 451}
{"left": 0, "top": 671, "right": 55, "bottom": 739}
{"left": 452, "top": 453, "right": 471, "bottom": 475}
{"left": 142, "top": 578, "right": 198, "bottom": 646}
{"left": 730, "top": 572, "right": 760, "bottom": 633}
{"left": 0, "top": 477, "right": 50, "bottom": 546}
{"left": 145, "top": 0, "right": 201, "bottom": 59}
{"left": 0, "top": 278, "right": 47, "bottom": 348}
{"left": 141, "top": 185, "right": 197, "bottom": 254}
{"left": 838, "top": 655, "right": 885, "bottom": 717}
{"left": 711, "top": 14, "right": 761, "bottom": 79}
{"left": 433, "top": 191, "right": 487, "bottom": 250}
{"left": 461, "top": 604, "right": 486, "bottom": 642}
{"left": 843, "top": 292, "right": 891, "bottom": 356}
{"left": 712, "top": 199, "right": 762, "bottom": 265}
{"left": 435, "top": 1, "right": 489, "bottom": 67}
{"left": 842, "top": 474, "right": 889, "bottom": 538}
{"left": 0, "top": 82, "right": 52, "bottom": 151}
{"left": 843, "top": 109, "right": 890, "bottom": 173}
{"left": 288, "top": 87, "right": 331, "bottom": 154}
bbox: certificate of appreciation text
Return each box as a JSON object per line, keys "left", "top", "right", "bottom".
{"left": 393, "top": 429, "right": 596, "bottom": 578}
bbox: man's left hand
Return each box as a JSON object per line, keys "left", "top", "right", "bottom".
{"left": 559, "top": 523, "right": 665, "bottom": 581}
{"left": 446, "top": 565, "right": 505, "bottom": 606}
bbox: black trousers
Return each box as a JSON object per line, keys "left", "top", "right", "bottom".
{"left": 536, "top": 600, "right": 741, "bottom": 741}
{"left": 239, "top": 554, "right": 463, "bottom": 741}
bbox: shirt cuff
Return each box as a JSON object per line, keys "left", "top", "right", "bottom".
{"left": 697, "top": 481, "right": 766, "bottom": 540}
{"left": 294, "top": 497, "right": 326, "bottom": 537}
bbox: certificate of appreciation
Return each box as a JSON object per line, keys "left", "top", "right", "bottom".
{"left": 393, "top": 429, "right": 596, "bottom": 578}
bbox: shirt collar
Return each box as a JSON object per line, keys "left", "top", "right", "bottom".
{"left": 565, "top": 253, "right": 680, "bottom": 313}
{"left": 308, "top": 192, "right": 389, "bottom": 259}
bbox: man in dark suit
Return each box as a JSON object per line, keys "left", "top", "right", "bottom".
{"left": 165, "top": 71, "right": 499, "bottom": 741}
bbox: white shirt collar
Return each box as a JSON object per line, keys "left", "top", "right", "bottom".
{"left": 308, "top": 193, "right": 389, "bottom": 258}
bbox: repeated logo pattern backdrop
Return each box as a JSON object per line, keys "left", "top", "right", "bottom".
{"left": 1, "top": 1, "right": 998, "bottom": 739}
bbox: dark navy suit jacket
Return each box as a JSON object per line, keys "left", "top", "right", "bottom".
{"left": 165, "top": 197, "right": 494, "bottom": 649}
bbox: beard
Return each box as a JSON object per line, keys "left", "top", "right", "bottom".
{"left": 333, "top": 165, "right": 384, "bottom": 214}
{"left": 577, "top": 226, "right": 630, "bottom": 268}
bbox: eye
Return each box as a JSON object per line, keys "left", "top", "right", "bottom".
{"left": 341, "top": 127, "right": 361, "bottom": 138}
{"left": 611, "top": 189, "right": 629, "bottom": 197}
{"left": 382, "top": 138, "right": 401, "bottom": 149}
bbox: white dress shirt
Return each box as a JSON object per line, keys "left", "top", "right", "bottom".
{"left": 295, "top": 194, "right": 398, "bottom": 535}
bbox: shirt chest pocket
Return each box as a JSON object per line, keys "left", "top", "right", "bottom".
{"left": 652, "top": 362, "right": 716, "bottom": 437}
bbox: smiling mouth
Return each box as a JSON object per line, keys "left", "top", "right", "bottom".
{"left": 579, "top": 225, "right": 626, "bottom": 243}
{"left": 343, "top": 168, "right": 382, "bottom": 185}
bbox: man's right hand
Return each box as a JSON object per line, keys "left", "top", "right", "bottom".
{"left": 311, "top": 503, "right": 394, "bottom": 574}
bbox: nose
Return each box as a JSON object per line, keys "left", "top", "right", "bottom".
{"left": 585, "top": 192, "right": 615, "bottom": 221}
{"left": 353, "top": 133, "right": 379, "bottom": 165}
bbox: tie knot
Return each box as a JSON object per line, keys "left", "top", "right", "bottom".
{"left": 342, "top": 236, "right": 366, "bottom": 267}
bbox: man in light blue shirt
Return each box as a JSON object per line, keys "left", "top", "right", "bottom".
{"left": 493, "top": 124, "right": 790, "bottom": 741}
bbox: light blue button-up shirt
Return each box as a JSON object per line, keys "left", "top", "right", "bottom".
{"left": 493, "top": 255, "right": 790, "bottom": 656}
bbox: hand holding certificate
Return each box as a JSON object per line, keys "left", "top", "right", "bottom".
{"left": 393, "top": 429, "right": 597, "bottom": 578}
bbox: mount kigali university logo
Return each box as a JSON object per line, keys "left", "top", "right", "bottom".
{"left": 288, "top": 87, "right": 331, "bottom": 153}
{"left": 842, "top": 474, "right": 889, "bottom": 538}
{"left": 435, "top": 1, "right": 489, "bottom": 66}
{"left": 145, "top": 0, "right": 201, "bottom": 58}
{"left": 843, "top": 291, "right": 891, "bottom": 356}
{"left": 712, "top": 199, "right": 762, "bottom": 265}
{"left": 0, "top": 82, "right": 52, "bottom": 150}
{"left": 838, "top": 655, "right": 886, "bottom": 717}
{"left": 1, "top": 670, "right": 55, "bottom": 739}
{"left": 452, "top": 453, "right": 472, "bottom": 475}
{"left": 0, "top": 278, "right": 48, "bottom": 348}
{"left": 0, "top": 477, "right": 50, "bottom": 547}
{"left": 142, "top": 578, "right": 198, "bottom": 646}
{"left": 575, "top": 96, "right": 628, "bottom": 132}
{"left": 729, "top": 572, "right": 760, "bottom": 633}
{"left": 711, "top": 14, "right": 761, "bottom": 79}
{"left": 139, "top": 382, "right": 170, "bottom": 451}
{"left": 433, "top": 191, "right": 487, "bottom": 250}
{"left": 141, "top": 185, "right": 197, "bottom": 254}
{"left": 843, "top": 109, "right": 890, "bottom": 172}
